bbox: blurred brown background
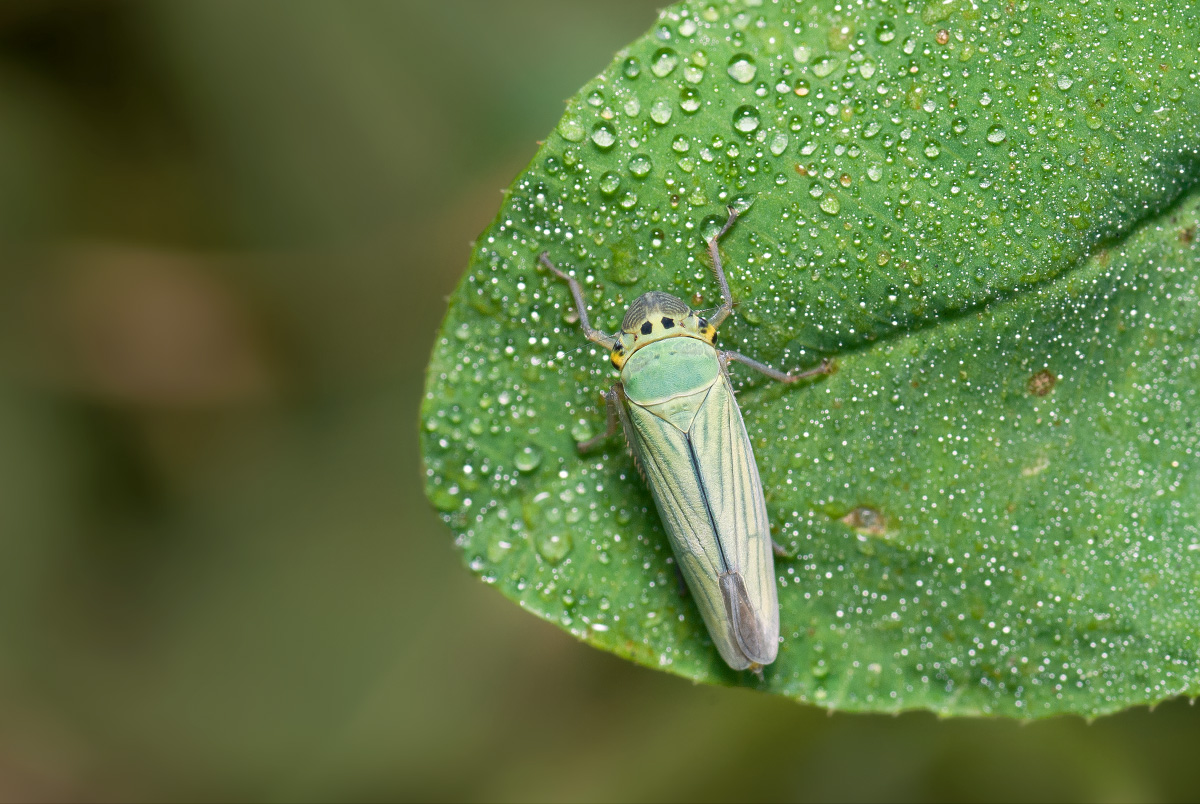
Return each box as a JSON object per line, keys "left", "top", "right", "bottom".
{"left": 0, "top": 1, "right": 1199, "bottom": 801}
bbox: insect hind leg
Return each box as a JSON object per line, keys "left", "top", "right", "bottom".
{"left": 576, "top": 385, "right": 622, "bottom": 453}
{"left": 721, "top": 350, "right": 835, "bottom": 384}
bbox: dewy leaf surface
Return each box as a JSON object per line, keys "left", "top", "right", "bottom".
{"left": 421, "top": 0, "right": 1200, "bottom": 717}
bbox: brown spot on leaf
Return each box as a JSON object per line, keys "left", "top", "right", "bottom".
{"left": 1027, "top": 369, "right": 1057, "bottom": 397}
{"left": 841, "top": 507, "right": 890, "bottom": 537}
{"left": 1180, "top": 226, "right": 1195, "bottom": 244}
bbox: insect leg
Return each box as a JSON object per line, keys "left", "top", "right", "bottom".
{"left": 706, "top": 207, "right": 740, "bottom": 327}
{"left": 577, "top": 385, "right": 622, "bottom": 453}
{"left": 721, "top": 351, "right": 835, "bottom": 384}
{"left": 538, "top": 253, "right": 618, "bottom": 350}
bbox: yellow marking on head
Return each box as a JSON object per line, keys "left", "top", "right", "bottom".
{"left": 611, "top": 291, "right": 716, "bottom": 367}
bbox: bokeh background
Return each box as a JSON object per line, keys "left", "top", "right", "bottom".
{"left": 1, "top": 1, "right": 1199, "bottom": 801}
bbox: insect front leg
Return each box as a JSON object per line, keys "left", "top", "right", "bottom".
{"left": 706, "top": 207, "right": 740, "bottom": 328}
{"left": 576, "top": 385, "right": 622, "bottom": 453}
{"left": 721, "top": 350, "right": 835, "bottom": 384}
{"left": 537, "top": 252, "right": 618, "bottom": 351}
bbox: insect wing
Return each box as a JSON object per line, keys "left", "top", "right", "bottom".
{"left": 620, "top": 372, "right": 779, "bottom": 669}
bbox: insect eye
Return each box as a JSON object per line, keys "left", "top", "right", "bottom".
{"left": 640, "top": 321, "right": 653, "bottom": 335}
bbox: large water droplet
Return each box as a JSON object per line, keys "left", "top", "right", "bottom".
{"left": 875, "top": 20, "right": 896, "bottom": 43}
{"left": 537, "top": 532, "right": 572, "bottom": 563}
{"left": 515, "top": 445, "right": 542, "bottom": 472}
{"left": 622, "top": 57, "right": 641, "bottom": 79}
{"left": 727, "top": 54, "right": 757, "bottom": 83}
{"left": 732, "top": 105, "right": 761, "bottom": 133}
{"left": 769, "top": 131, "right": 789, "bottom": 156}
{"left": 651, "top": 47, "right": 679, "bottom": 77}
{"left": 591, "top": 123, "right": 616, "bottom": 149}
{"left": 986, "top": 124, "right": 1007, "bottom": 144}
{"left": 819, "top": 195, "right": 841, "bottom": 215}
{"left": 558, "top": 115, "right": 585, "bottom": 142}
{"left": 628, "top": 153, "right": 653, "bottom": 178}
{"left": 812, "top": 57, "right": 837, "bottom": 78}
{"left": 650, "top": 97, "right": 673, "bottom": 124}
{"left": 679, "top": 87, "right": 701, "bottom": 113}
{"left": 598, "top": 171, "right": 621, "bottom": 195}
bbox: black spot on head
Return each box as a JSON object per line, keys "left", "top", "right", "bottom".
{"left": 640, "top": 321, "right": 653, "bottom": 335}
{"left": 614, "top": 344, "right": 624, "bottom": 355}
{"left": 698, "top": 317, "right": 708, "bottom": 329}
{"left": 661, "top": 317, "right": 675, "bottom": 329}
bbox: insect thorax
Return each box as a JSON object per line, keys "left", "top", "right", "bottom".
{"left": 610, "top": 290, "right": 716, "bottom": 369}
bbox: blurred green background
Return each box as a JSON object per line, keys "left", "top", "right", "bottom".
{"left": 1, "top": 1, "right": 1199, "bottom": 801}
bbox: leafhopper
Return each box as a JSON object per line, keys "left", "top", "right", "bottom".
{"left": 540, "top": 208, "right": 831, "bottom": 671}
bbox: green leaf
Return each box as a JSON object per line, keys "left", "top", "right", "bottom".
{"left": 421, "top": 0, "right": 1200, "bottom": 717}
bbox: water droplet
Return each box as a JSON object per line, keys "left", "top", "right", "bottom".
{"left": 812, "top": 57, "right": 837, "bottom": 78}
{"left": 1057, "top": 75, "right": 1074, "bottom": 91}
{"left": 819, "top": 195, "right": 841, "bottom": 215}
{"left": 650, "top": 97, "right": 673, "bottom": 124}
{"left": 598, "top": 171, "right": 621, "bottom": 195}
{"left": 515, "top": 445, "right": 542, "bottom": 472}
{"left": 622, "top": 57, "right": 641, "bottom": 79}
{"left": 924, "top": 141, "right": 940, "bottom": 159}
{"left": 986, "top": 124, "right": 1007, "bottom": 144}
{"left": 867, "top": 164, "right": 883, "bottom": 182}
{"left": 874, "top": 20, "right": 896, "bottom": 43}
{"left": 558, "top": 115, "right": 585, "bottom": 142}
{"left": 727, "top": 54, "right": 757, "bottom": 83}
{"left": 537, "top": 532, "right": 572, "bottom": 564}
{"left": 591, "top": 123, "right": 616, "bottom": 149}
{"left": 732, "top": 105, "right": 760, "bottom": 133}
{"left": 769, "top": 131, "right": 789, "bottom": 156}
{"left": 628, "top": 153, "right": 653, "bottom": 178}
{"left": 679, "top": 87, "right": 701, "bottom": 113}
{"left": 651, "top": 47, "right": 679, "bottom": 77}
{"left": 859, "top": 61, "right": 876, "bottom": 79}
{"left": 672, "top": 135, "right": 690, "bottom": 153}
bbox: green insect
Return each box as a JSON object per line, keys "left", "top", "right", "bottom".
{"left": 539, "top": 208, "right": 832, "bottom": 671}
